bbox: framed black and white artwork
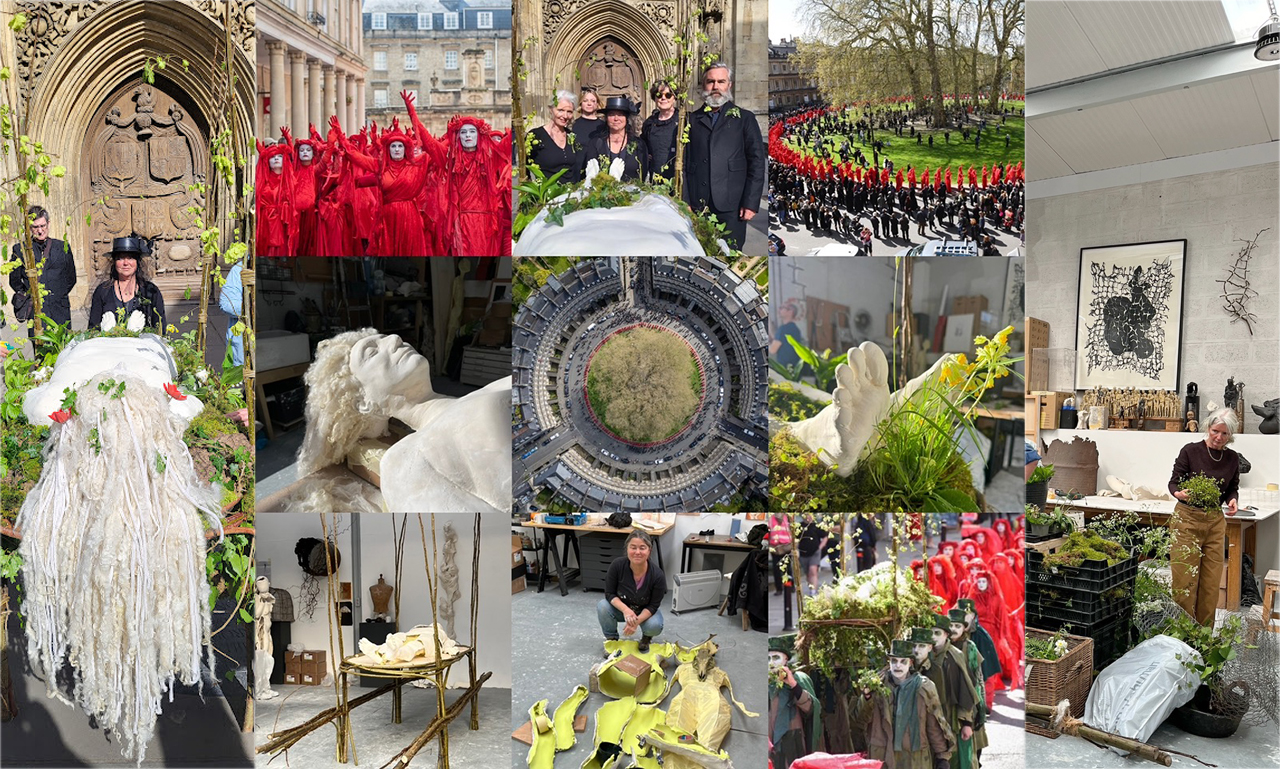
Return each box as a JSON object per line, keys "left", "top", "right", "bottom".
{"left": 1002, "top": 258, "right": 1025, "bottom": 332}
{"left": 1075, "top": 240, "right": 1186, "bottom": 390}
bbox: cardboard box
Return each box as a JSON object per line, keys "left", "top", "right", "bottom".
{"left": 511, "top": 534, "right": 523, "bottom": 553}
{"left": 1026, "top": 317, "right": 1051, "bottom": 394}
{"left": 952, "top": 295, "right": 989, "bottom": 317}
{"left": 613, "top": 655, "right": 653, "bottom": 696}
{"left": 512, "top": 576, "right": 526, "bottom": 594}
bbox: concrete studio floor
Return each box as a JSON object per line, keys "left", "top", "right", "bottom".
{"left": 1027, "top": 719, "right": 1280, "bottom": 768}
{"left": 254, "top": 684, "right": 511, "bottom": 769}
{"left": 511, "top": 583, "right": 767, "bottom": 768}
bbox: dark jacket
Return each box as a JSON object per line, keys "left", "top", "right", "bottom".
{"left": 579, "top": 133, "right": 648, "bottom": 183}
{"left": 88, "top": 279, "right": 166, "bottom": 331}
{"left": 683, "top": 100, "right": 765, "bottom": 214}
{"left": 527, "top": 125, "right": 583, "bottom": 184}
{"left": 572, "top": 116, "right": 606, "bottom": 149}
{"left": 605, "top": 556, "right": 666, "bottom": 615}
{"left": 641, "top": 110, "right": 680, "bottom": 182}
{"left": 9, "top": 238, "right": 76, "bottom": 325}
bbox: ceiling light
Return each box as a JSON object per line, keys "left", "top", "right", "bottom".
{"left": 1257, "top": 0, "right": 1280, "bottom": 61}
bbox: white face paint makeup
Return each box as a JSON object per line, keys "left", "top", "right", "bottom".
{"left": 298, "top": 144, "right": 315, "bottom": 163}
{"left": 965, "top": 611, "right": 976, "bottom": 626}
{"left": 931, "top": 628, "right": 948, "bottom": 649}
{"left": 977, "top": 577, "right": 989, "bottom": 592}
{"left": 268, "top": 155, "right": 283, "bottom": 173}
{"left": 389, "top": 141, "right": 406, "bottom": 161}
{"left": 912, "top": 643, "right": 931, "bottom": 663}
{"left": 459, "top": 125, "right": 479, "bottom": 151}
{"left": 889, "top": 657, "right": 912, "bottom": 682}
{"left": 768, "top": 651, "right": 787, "bottom": 670}
{"left": 949, "top": 622, "right": 966, "bottom": 640}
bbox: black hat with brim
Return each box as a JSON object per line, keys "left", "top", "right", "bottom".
{"left": 603, "top": 96, "right": 634, "bottom": 114}
{"left": 110, "top": 236, "right": 150, "bottom": 257}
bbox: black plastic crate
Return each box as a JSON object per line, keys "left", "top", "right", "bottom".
{"left": 1026, "top": 550, "right": 1139, "bottom": 592}
{"left": 1089, "top": 610, "right": 1134, "bottom": 671}
{"left": 1026, "top": 584, "right": 1133, "bottom": 627}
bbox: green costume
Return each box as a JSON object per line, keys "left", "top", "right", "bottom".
{"left": 855, "top": 642, "right": 955, "bottom": 769}
{"left": 769, "top": 634, "right": 822, "bottom": 768}
{"left": 916, "top": 618, "right": 979, "bottom": 769}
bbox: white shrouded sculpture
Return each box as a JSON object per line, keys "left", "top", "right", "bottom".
{"left": 298, "top": 330, "right": 511, "bottom": 512}
{"left": 513, "top": 158, "right": 730, "bottom": 257}
{"left": 254, "top": 576, "right": 280, "bottom": 700}
{"left": 23, "top": 334, "right": 203, "bottom": 426}
{"left": 775, "top": 341, "right": 959, "bottom": 477}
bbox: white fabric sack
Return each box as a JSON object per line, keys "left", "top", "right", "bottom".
{"left": 1084, "top": 634, "right": 1203, "bottom": 754}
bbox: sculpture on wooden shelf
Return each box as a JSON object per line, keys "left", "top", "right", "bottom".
{"left": 297, "top": 329, "right": 512, "bottom": 512}
{"left": 1185, "top": 411, "right": 1198, "bottom": 433}
{"left": 370, "top": 574, "right": 394, "bottom": 621}
{"left": 255, "top": 576, "right": 280, "bottom": 701}
{"left": 1252, "top": 398, "right": 1279, "bottom": 435}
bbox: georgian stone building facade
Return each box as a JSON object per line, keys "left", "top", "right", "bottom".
{"left": 363, "top": 0, "right": 511, "bottom": 134}
{"left": 257, "top": 0, "right": 368, "bottom": 138}
{"left": 515, "top": 0, "right": 767, "bottom": 136}
{"left": 768, "top": 38, "right": 819, "bottom": 112}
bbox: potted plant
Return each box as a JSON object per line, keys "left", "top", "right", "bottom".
{"left": 1146, "top": 613, "right": 1251, "bottom": 738}
{"left": 1026, "top": 462, "right": 1054, "bottom": 511}
{"left": 1025, "top": 504, "right": 1072, "bottom": 541}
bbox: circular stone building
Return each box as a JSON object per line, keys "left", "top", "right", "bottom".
{"left": 513, "top": 257, "right": 769, "bottom": 512}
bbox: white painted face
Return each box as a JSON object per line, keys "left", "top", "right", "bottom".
{"left": 977, "top": 577, "right": 989, "bottom": 592}
{"left": 964, "top": 611, "right": 976, "bottom": 626}
{"left": 389, "top": 141, "right": 406, "bottom": 161}
{"left": 950, "top": 622, "right": 966, "bottom": 640}
{"left": 931, "top": 628, "right": 948, "bottom": 649}
{"left": 768, "top": 651, "right": 787, "bottom": 669}
{"left": 889, "top": 657, "right": 912, "bottom": 682}
{"left": 348, "top": 334, "right": 432, "bottom": 404}
{"left": 298, "top": 144, "right": 315, "bottom": 163}
{"left": 459, "top": 125, "right": 479, "bottom": 151}
{"left": 268, "top": 154, "right": 283, "bottom": 173}
{"left": 912, "top": 643, "right": 931, "bottom": 663}
{"left": 942, "top": 544, "right": 955, "bottom": 556}
{"left": 976, "top": 532, "right": 985, "bottom": 544}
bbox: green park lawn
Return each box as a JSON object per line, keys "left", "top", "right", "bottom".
{"left": 788, "top": 102, "right": 1025, "bottom": 176}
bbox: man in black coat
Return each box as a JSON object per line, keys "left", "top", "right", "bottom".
{"left": 683, "top": 62, "right": 765, "bottom": 252}
{"left": 9, "top": 206, "right": 77, "bottom": 331}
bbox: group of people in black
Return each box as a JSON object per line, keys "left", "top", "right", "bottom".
{"left": 768, "top": 101, "right": 1025, "bottom": 254}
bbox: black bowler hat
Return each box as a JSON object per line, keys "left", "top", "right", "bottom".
{"left": 603, "top": 96, "right": 635, "bottom": 114}
{"left": 110, "top": 236, "right": 151, "bottom": 258}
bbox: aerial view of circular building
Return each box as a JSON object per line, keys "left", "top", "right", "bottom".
{"left": 513, "top": 257, "right": 769, "bottom": 512}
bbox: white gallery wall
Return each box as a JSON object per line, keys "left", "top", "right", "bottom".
{"left": 1027, "top": 162, "right": 1280, "bottom": 432}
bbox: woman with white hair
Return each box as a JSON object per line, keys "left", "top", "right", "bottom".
{"left": 527, "top": 90, "right": 583, "bottom": 183}
{"left": 1166, "top": 407, "right": 1241, "bottom": 624}
{"left": 297, "top": 329, "right": 511, "bottom": 512}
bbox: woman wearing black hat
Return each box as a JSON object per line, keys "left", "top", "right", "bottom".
{"left": 579, "top": 96, "right": 648, "bottom": 183}
{"left": 88, "top": 236, "right": 166, "bottom": 331}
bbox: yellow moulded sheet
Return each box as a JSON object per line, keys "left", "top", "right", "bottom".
{"left": 553, "top": 685, "right": 590, "bottom": 752}
{"left": 527, "top": 700, "right": 556, "bottom": 769}
{"left": 597, "top": 649, "right": 672, "bottom": 704}
{"left": 641, "top": 724, "right": 733, "bottom": 769}
{"left": 581, "top": 696, "right": 637, "bottom": 769}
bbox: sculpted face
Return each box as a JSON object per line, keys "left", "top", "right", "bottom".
{"left": 298, "top": 144, "right": 315, "bottom": 163}
{"left": 389, "top": 141, "right": 406, "bottom": 161}
{"left": 459, "top": 124, "right": 479, "bottom": 151}
{"left": 268, "top": 154, "right": 283, "bottom": 173}
{"left": 348, "top": 334, "right": 433, "bottom": 404}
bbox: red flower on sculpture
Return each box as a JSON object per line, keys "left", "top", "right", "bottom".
{"left": 49, "top": 409, "right": 72, "bottom": 423}
{"left": 164, "top": 383, "right": 187, "bottom": 401}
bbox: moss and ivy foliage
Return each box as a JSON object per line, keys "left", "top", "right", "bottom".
{"left": 768, "top": 381, "right": 825, "bottom": 421}
{"left": 1040, "top": 530, "right": 1128, "bottom": 569}
{"left": 1178, "top": 473, "right": 1222, "bottom": 510}
{"left": 799, "top": 562, "right": 940, "bottom": 680}
{"left": 768, "top": 431, "right": 860, "bottom": 512}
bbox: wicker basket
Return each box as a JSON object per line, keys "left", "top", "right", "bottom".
{"left": 1024, "top": 627, "right": 1093, "bottom": 739}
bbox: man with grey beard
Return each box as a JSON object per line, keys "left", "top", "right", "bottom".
{"left": 683, "top": 62, "right": 764, "bottom": 252}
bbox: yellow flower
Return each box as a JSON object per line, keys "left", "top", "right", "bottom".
{"left": 995, "top": 326, "right": 1013, "bottom": 345}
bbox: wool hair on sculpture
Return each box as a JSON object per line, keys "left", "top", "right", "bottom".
{"left": 17, "top": 370, "right": 222, "bottom": 763}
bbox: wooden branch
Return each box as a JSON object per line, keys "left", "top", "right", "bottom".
{"left": 1025, "top": 702, "right": 1172, "bottom": 766}
{"left": 377, "top": 670, "right": 492, "bottom": 769}
{"left": 256, "top": 682, "right": 398, "bottom": 755}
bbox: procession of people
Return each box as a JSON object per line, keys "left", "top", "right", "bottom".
{"left": 768, "top": 101, "right": 1025, "bottom": 255}
{"left": 255, "top": 90, "right": 512, "bottom": 257}
{"left": 769, "top": 513, "right": 1025, "bottom": 769}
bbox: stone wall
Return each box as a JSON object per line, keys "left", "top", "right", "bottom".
{"left": 1027, "top": 162, "right": 1279, "bottom": 432}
